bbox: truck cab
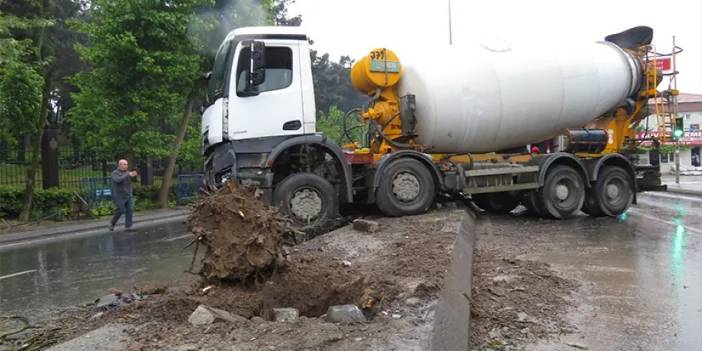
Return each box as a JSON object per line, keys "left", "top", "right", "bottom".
{"left": 202, "top": 27, "right": 325, "bottom": 183}
{"left": 202, "top": 27, "right": 352, "bottom": 227}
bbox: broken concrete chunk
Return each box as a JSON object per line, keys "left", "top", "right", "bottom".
{"left": 96, "top": 294, "right": 121, "bottom": 309}
{"left": 272, "top": 307, "right": 300, "bottom": 322}
{"left": 405, "top": 297, "right": 421, "bottom": 307}
{"left": 95, "top": 292, "right": 141, "bottom": 310}
{"left": 188, "top": 305, "right": 215, "bottom": 326}
{"left": 250, "top": 316, "right": 266, "bottom": 324}
{"left": 325, "top": 304, "right": 366, "bottom": 324}
{"left": 352, "top": 219, "right": 380, "bottom": 233}
{"left": 188, "top": 304, "right": 247, "bottom": 326}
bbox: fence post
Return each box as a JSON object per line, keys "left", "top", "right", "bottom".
{"left": 41, "top": 125, "right": 60, "bottom": 189}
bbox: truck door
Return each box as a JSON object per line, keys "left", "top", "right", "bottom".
{"left": 228, "top": 41, "right": 305, "bottom": 140}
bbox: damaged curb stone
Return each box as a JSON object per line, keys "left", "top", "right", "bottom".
{"left": 46, "top": 323, "right": 129, "bottom": 351}
{"left": 188, "top": 305, "right": 248, "bottom": 326}
{"left": 352, "top": 219, "right": 380, "bottom": 233}
{"left": 325, "top": 304, "right": 366, "bottom": 324}
{"left": 273, "top": 307, "right": 300, "bottom": 322}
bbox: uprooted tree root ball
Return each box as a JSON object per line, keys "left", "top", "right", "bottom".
{"left": 189, "top": 182, "right": 291, "bottom": 282}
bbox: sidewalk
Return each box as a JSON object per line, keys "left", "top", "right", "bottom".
{"left": 660, "top": 175, "right": 702, "bottom": 197}
{"left": 0, "top": 207, "right": 190, "bottom": 246}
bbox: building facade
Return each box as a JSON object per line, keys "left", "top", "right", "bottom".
{"left": 637, "top": 93, "right": 702, "bottom": 174}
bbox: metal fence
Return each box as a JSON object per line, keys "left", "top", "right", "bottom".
{"left": 176, "top": 174, "right": 204, "bottom": 204}
{"left": 0, "top": 142, "right": 109, "bottom": 189}
{"left": 1, "top": 135, "right": 204, "bottom": 207}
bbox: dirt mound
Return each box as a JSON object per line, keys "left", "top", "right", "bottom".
{"left": 189, "top": 183, "right": 290, "bottom": 282}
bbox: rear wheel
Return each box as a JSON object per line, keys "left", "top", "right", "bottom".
{"left": 584, "top": 166, "right": 633, "bottom": 217}
{"left": 473, "top": 192, "right": 520, "bottom": 214}
{"left": 538, "top": 165, "right": 585, "bottom": 219}
{"left": 273, "top": 173, "right": 338, "bottom": 229}
{"left": 376, "top": 158, "right": 436, "bottom": 217}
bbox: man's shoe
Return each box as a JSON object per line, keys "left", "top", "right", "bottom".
{"left": 108, "top": 224, "right": 115, "bottom": 232}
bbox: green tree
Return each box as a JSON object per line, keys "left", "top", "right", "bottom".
{"left": 316, "top": 105, "right": 363, "bottom": 145}
{"left": 311, "top": 51, "right": 365, "bottom": 116}
{"left": 70, "top": 0, "right": 212, "bottom": 207}
{"left": 0, "top": 0, "right": 54, "bottom": 221}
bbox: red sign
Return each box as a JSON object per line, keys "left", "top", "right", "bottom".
{"left": 648, "top": 57, "right": 672, "bottom": 72}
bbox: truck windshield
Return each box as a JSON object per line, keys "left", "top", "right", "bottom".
{"left": 207, "top": 38, "right": 234, "bottom": 103}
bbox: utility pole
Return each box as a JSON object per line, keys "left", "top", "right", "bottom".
{"left": 448, "top": 0, "right": 453, "bottom": 45}
{"left": 673, "top": 35, "right": 680, "bottom": 185}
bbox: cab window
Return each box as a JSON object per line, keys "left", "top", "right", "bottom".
{"left": 236, "top": 46, "right": 293, "bottom": 96}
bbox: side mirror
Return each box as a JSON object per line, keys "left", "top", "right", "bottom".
{"left": 244, "top": 40, "right": 266, "bottom": 93}
{"left": 203, "top": 71, "right": 212, "bottom": 81}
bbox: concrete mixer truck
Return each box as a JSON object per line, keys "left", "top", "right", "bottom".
{"left": 201, "top": 25, "right": 671, "bottom": 228}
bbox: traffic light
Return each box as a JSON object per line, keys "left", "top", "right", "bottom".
{"left": 674, "top": 117, "right": 684, "bottom": 139}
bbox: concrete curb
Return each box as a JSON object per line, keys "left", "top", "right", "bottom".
{"left": 0, "top": 210, "right": 189, "bottom": 247}
{"left": 663, "top": 187, "right": 702, "bottom": 197}
{"left": 430, "top": 210, "right": 476, "bottom": 351}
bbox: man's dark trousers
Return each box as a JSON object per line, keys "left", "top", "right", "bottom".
{"left": 111, "top": 196, "right": 133, "bottom": 228}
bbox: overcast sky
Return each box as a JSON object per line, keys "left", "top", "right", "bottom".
{"left": 288, "top": 0, "right": 702, "bottom": 94}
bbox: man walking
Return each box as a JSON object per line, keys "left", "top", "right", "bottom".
{"left": 110, "top": 159, "right": 138, "bottom": 232}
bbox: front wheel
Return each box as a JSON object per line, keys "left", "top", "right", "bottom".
{"left": 273, "top": 173, "right": 338, "bottom": 229}
{"left": 376, "top": 158, "right": 436, "bottom": 217}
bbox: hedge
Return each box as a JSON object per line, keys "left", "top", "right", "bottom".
{"left": 0, "top": 186, "right": 77, "bottom": 220}
{"left": 0, "top": 184, "right": 178, "bottom": 221}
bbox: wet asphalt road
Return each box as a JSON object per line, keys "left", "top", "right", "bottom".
{"left": 1, "top": 191, "right": 701, "bottom": 350}
{"left": 473, "top": 191, "right": 702, "bottom": 351}
{"left": 0, "top": 221, "right": 195, "bottom": 320}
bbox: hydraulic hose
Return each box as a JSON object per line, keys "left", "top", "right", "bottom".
{"left": 342, "top": 108, "right": 361, "bottom": 143}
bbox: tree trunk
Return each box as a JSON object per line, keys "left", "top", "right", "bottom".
{"left": 17, "top": 135, "right": 30, "bottom": 162}
{"left": 140, "top": 155, "right": 153, "bottom": 186}
{"left": 19, "top": 130, "right": 44, "bottom": 221}
{"left": 159, "top": 93, "right": 195, "bottom": 208}
{"left": 19, "top": 73, "right": 50, "bottom": 221}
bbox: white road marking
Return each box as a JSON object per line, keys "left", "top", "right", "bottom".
{"left": 161, "top": 234, "right": 192, "bottom": 242}
{"left": 0, "top": 269, "right": 37, "bottom": 281}
{"left": 627, "top": 208, "right": 702, "bottom": 234}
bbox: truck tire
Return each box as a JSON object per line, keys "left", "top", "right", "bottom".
{"left": 521, "top": 190, "right": 547, "bottom": 217}
{"left": 538, "top": 165, "right": 585, "bottom": 219}
{"left": 376, "top": 158, "right": 436, "bottom": 217}
{"left": 473, "top": 192, "right": 520, "bottom": 214}
{"left": 273, "top": 173, "right": 338, "bottom": 229}
{"left": 583, "top": 166, "right": 633, "bottom": 217}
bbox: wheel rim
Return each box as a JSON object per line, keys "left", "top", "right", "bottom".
{"left": 550, "top": 178, "right": 580, "bottom": 212}
{"left": 289, "top": 187, "right": 323, "bottom": 222}
{"left": 555, "top": 184, "right": 570, "bottom": 201}
{"left": 602, "top": 175, "right": 629, "bottom": 210}
{"left": 392, "top": 171, "right": 421, "bottom": 202}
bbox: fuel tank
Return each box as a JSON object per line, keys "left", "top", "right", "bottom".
{"left": 392, "top": 39, "right": 642, "bottom": 153}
